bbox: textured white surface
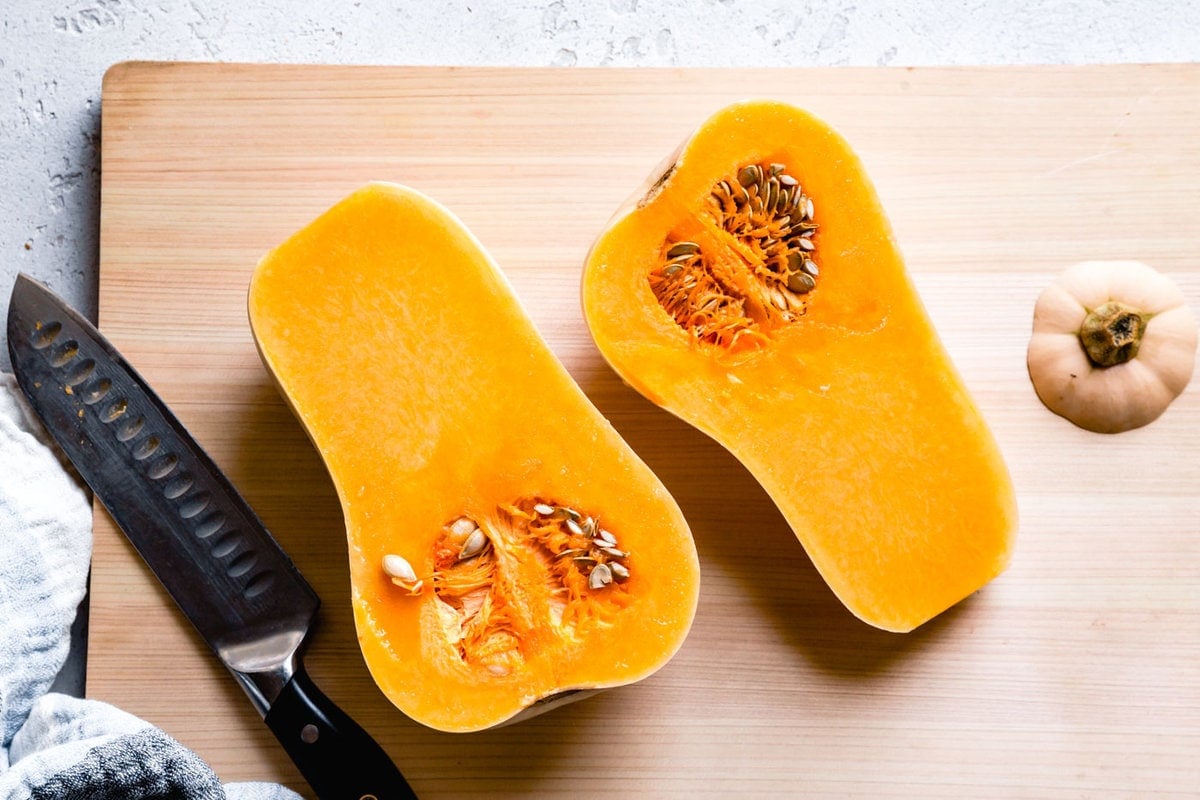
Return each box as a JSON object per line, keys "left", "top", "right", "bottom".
{"left": 1, "top": 0, "right": 1198, "bottom": 368}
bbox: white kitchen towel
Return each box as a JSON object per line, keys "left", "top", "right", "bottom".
{"left": 0, "top": 374, "right": 301, "bottom": 799}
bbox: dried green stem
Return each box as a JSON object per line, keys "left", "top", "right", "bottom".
{"left": 1079, "top": 301, "right": 1147, "bottom": 368}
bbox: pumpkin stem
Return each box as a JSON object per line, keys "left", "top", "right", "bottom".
{"left": 1079, "top": 301, "right": 1148, "bottom": 368}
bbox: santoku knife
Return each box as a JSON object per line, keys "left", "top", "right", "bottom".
{"left": 7, "top": 273, "right": 417, "bottom": 800}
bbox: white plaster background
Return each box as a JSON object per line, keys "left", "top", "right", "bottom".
{"left": 1, "top": 0, "right": 1198, "bottom": 371}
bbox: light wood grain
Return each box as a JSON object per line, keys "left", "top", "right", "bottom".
{"left": 92, "top": 62, "right": 1200, "bottom": 798}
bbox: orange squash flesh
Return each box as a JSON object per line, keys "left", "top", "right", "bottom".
{"left": 249, "top": 183, "right": 699, "bottom": 731}
{"left": 583, "top": 101, "right": 1016, "bottom": 632}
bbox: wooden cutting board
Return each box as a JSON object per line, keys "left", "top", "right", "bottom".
{"left": 92, "top": 62, "right": 1199, "bottom": 798}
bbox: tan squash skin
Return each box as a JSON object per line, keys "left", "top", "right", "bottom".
{"left": 582, "top": 101, "right": 1017, "bottom": 633}
{"left": 1028, "top": 260, "right": 1198, "bottom": 433}
{"left": 249, "top": 183, "right": 699, "bottom": 732}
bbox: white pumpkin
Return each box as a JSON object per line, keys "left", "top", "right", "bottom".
{"left": 1027, "top": 261, "right": 1197, "bottom": 433}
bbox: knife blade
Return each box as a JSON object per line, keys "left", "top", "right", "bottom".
{"left": 7, "top": 273, "right": 417, "bottom": 800}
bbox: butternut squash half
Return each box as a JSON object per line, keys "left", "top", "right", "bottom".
{"left": 249, "top": 183, "right": 699, "bottom": 731}
{"left": 582, "top": 101, "right": 1016, "bottom": 632}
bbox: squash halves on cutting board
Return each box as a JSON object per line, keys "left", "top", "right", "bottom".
{"left": 582, "top": 101, "right": 1017, "bottom": 632}
{"left": 249, "top": 183, "right": 699, "bottom": 731}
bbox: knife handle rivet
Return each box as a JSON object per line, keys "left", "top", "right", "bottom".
{"left": 300, "top": 723, "right": 320, "bottom": 744}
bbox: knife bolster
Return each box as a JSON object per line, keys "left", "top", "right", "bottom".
{"left": 231, "top": 652, "right": 298, "bottom": 717}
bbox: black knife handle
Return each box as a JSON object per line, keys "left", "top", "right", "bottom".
{"left": 264, "top": 662, "right": 418, "bottom": 800}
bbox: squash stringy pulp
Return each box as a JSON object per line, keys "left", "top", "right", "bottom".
{"left": 383, "top": 498, "right": 633, "bottom": 677}
{"left": 649, "top": 162, "right": 819, "bottom": 349}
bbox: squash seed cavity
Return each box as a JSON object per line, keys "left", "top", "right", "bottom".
{"left": 648, "top": 161, "right": 819, "bottom": 349}
{"left": 387, "top": 499, "right": 632, "bottom": 677}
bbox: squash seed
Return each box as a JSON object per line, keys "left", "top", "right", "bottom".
{"left": 596, "top": 529, "right": 617, "bottom": 546}
{"left": 533, "top": 503, "right": 555, "bottom": 516}
{"left": 589, "top": 563, "right": 614, "bottom": 589}
{"left": 787, "top": 271, "right": 816, "bottom": 294}
{"left": 666, "top": 241, "right": 700, "bottom": 259}
{"left": 459, "top": 528, "right": 488, "bottom": 560}
{"left": 610, "top": 562, "right": 630, "bottom": 582}
{"left": 382, "top": 553, "right": 418, "bottom": 583}
{"left": 383, "top": 553, "right": 424, "bottom": 595}
{"left": 450, "top": 517, "right": 476, "bottom": 536}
